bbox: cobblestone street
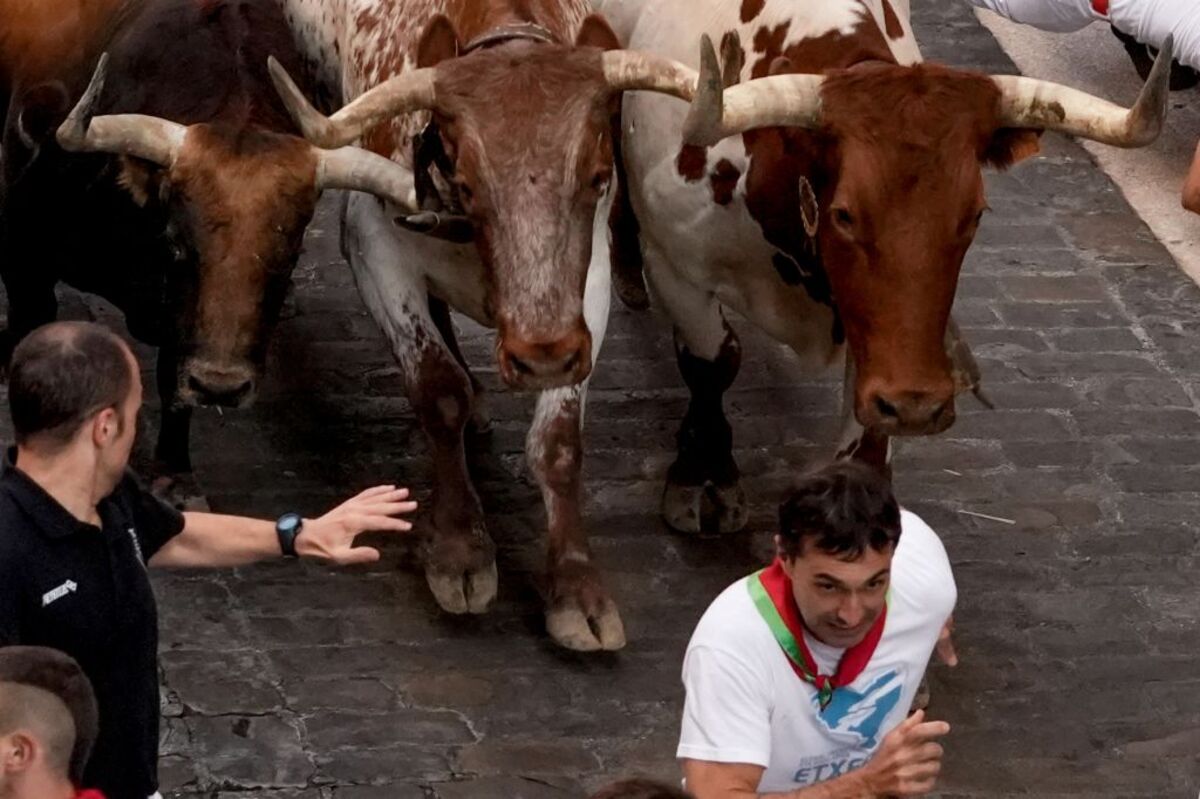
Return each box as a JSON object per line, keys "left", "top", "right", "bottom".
{"left": 3, "top": 1, "right": 1198, "bottom": 796}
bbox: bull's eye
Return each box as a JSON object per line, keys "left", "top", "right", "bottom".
{"left": 591, "top": 171, "right": 612, "bottom": 194}
{"left": 831, "top": 206, "right": 855, "bottom": 231}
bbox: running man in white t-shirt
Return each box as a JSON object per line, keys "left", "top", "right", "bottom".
{"left": 678, "top": 462, "right": 957, "bottom": 798}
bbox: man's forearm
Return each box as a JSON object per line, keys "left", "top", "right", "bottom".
{"left": 149, "top": 512, "right": 280, "bottom": 568}
{"left": 689, "top": 770, "right": 872, "bottom": 799}
{"left": 764, "top": 771, "right": 871, "bottom": 799}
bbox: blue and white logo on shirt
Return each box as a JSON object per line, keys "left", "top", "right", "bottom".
{"left": 813, "top": 669, "right": 904, "bottom": 749}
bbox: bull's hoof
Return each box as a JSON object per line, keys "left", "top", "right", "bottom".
{"left": 423, "top": 516, "right": 497, "bottom": 614}
{"left": 662, "top": 480, "right": 748, "bottom": 534}
{"left": 150, "top": 472, "right": 210, "bottom": 512}
{"left": 546, "top": 602, "right": 625, "bottom": 652}
{"left": 426, "top": 561, "right": 497, "bottom": 615}
{"left": 545, "top": 560, "right": 626, "bottom": 652}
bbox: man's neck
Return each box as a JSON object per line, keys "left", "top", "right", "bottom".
{"left": 0, "top": 772, "right": 75, "bottom": 799}
{"left": 15, "top": 445, "right": 104, "bottom": 525}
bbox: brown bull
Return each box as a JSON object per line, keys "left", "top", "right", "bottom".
{"left": 0, "top": 0, "right": 423, "bottom": 486}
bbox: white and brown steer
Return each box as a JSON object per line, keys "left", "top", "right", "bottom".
{"left": 272, "top": 0, "right": 700, "bottom": 650}
{"left": 599, "top": 0, "right": 1171, "bottom": 533}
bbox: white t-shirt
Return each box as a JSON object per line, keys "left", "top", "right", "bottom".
{"left": 677, "top": 510, "right": 956, "bottom": 794}
{"left": 968, "top": 0, "right": 1200, "bottom": 69}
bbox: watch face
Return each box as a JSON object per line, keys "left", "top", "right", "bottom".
{"left": 278, "top": 513, "right": 302, "bottom": 533}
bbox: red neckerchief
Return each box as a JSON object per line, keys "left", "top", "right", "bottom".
{"left": 749, "top": 558, "right": 888, "bottom": 711}
{"left": 75, "top": 790, "right": 107, "bottom": 799}
{"left": 1092, "top": 0, "right": 1109, "bottom": 15}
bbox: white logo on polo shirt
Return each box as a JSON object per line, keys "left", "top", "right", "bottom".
{"left": 127, "top": 527, "right": 145, "bottom": 565}
{"left": 41, "top": 580, "right": 77, "bottom": 607}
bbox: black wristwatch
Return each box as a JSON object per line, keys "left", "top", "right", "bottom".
{"left": 275, "top": 512, "right": 304, "bottom": 558}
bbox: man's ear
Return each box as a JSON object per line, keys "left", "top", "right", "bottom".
{"left": 983, "top": 128, "right": 1041, "bottom": 170}
{"left": 92, "top": 406, "right": 119, "bottom": 447}
{"left": 576, "top": 14, "right": 620, "bottom": 51}
{"left": 417, "top": 15, "right": 460, "bottom": 68}
{"left": 0, "top": 732, "right": 36, "bottom": 773}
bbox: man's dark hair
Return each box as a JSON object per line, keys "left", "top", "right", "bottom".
{"left": 588, "top": 778, "right": 692, "bottom": 799}
{"left": 0, "top": 646, "right": 99, "bottom": 784}
{"left": 8, "top": 321, "right": 133, "bottom": 451}
{"left": 778, "top": 460, "right": 901, "bottom": 560}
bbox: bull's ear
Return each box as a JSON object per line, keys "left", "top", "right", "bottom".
{"left": 115, "top": 155, "right": 162, "bottom": 207}
{"left": 984, "top": 128, "right": 1041, "bottom": 170}
{"left": 576, "top": 14, "right": 620, "bottom": 51}
{"left": 16, "top": 81, "right": 70, "bottom": 146}
{"left": 417, "top": 14, "right": 460, "bottom": 68}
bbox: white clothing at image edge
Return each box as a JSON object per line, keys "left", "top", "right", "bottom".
{"left": 676, "top": 509, "right": 957, "bottom": 794}
{"left": 967, "top": 0, "right": 1200, "bottom": 69}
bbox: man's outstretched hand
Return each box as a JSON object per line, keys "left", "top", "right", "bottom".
{"left": 296, "top": 485, "right": 418, "bottom": 565}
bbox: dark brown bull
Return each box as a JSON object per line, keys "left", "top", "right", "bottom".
{"left": 0, "top": 0, "right": 417, "bottom": 487}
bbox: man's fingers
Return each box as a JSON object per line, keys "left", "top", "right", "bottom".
{"left": 360, "top": 500, "right": 419, "bottom": 517}
{"left": 936, "top": 632, "right": 958, "bottom": 667}
{"left": 353, "top": 485, "right": 406, "bottom": 501}
{"left": 910, "top": 720, "right": 951, "bottom": 741}
{"left": 333, "top": 546, "right": 381, "bottom": 565}
{"left": 915, "top": 742, "right": 945, "bottom": 762}
{"left": 898, "top": 709, "right": 925, "bottom": 732}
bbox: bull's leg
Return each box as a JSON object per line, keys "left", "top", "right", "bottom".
{"left": 428, "top": 295, "right": 490, "bottom": 434}
{"left": 834, "top": 356, "right": 891, "bottom": 474}
{"left": 528, "top": 237, "right": 623, "bottom": 651}
{"left": 644, "top": 253, "right": 747, "bottom": 534}
{"left": 342, "top": 194, "right": 495, "bottom": 613}
{"left": 148, "top": 344, "right": 210, "bottom": 509}
{"left": 154, "top": 345, "right": 192, "bottom": 474}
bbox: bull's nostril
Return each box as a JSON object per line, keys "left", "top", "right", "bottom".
{"left": 561, "top": 350, "right": 581, "bottom": 374}
{"left": 874, "top": 395, "right": 899, "bottom": 420}
{"left": 508, "top": 354, "right": 533, "bottom": 376}
{"left": 229, "top": 379, "right": 253, "bottom": 401}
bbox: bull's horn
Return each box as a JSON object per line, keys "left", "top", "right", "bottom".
{"left": 56, "top": 52, "right": 186, "bottom": 165}
{"left": 682, "top": 34, "right": 823, "bottom": 147}
{"left": 270, "top": 56, "right": 436, "bottom": 149}
{"left": 993, "top": 34, "right": 1173, "bottom": 147}
{"left": 314, "top": 146, "right": 421, "bottom": 214}
{"left": 601, "top": 50, "right": 697, "bottom": 101}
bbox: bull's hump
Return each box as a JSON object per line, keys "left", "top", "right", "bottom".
{"left": 738, "top": 0, "right": 919, "bottom": 72}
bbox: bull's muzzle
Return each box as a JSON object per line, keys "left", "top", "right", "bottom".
{"left": 497, "top": 325, "right": 592, "bottom": 391}
{"left": 857, "top": 379, "right": 956, "bottom": 436}
{"left": 178, "top": 359, "right": 257, "bottom": 409}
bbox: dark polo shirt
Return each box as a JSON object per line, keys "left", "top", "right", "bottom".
{"left": 0, "top": 449, "right": 184, "bottom": 799}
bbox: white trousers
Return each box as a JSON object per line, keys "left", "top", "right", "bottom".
{"left": 968, "top": 0, "right": 1200, "bottom": 69}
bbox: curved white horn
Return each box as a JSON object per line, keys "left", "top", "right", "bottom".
{"left": 601, "top": 50, "right": 697, "bottom": 101}
{"left": 56, "top": 52, "right": 186, "bottom": 165}
{"left": 683, "top": 34, "right": 823, "bottom": 147}
{"left": 315, "top": 146, "right": 420, "bottom": 214}
{"left": 270, "top": 56, "right": 436, "bottom": 149}
{"left": 993, "top": 34, "right": 1173, "bottom": 147}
